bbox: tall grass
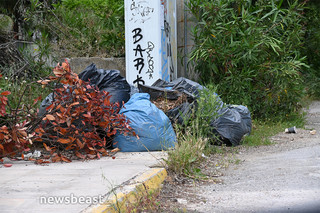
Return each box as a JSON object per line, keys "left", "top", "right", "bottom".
{"left": 165, "top": 87, "right": 223, "bottom": 176}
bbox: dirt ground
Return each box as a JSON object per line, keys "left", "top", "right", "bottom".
{"left": 158, "top": 102, "right": 320, "bottom": 213}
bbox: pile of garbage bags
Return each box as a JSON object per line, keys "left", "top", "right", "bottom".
{"left": 39, "top": 63, "right": 252, "bottom": 152}
{"left": 140, "top": 77, "right": 251, "bottom": 146}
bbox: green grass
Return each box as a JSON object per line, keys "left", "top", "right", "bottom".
{"left": 242, "top": 112, "right": 306, "bottom": 146}
{"left": 164, "top": 87, "right": 222, "bottom": 177}
{"left": 165, "top": 128, "right": 207, "bottom": 176}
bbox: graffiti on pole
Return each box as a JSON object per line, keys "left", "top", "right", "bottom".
{"left": 129, "top": 0, "right": 155, "bottom": 23}
{"left": 125, "top": 0, "right": 176, "bottom": 86}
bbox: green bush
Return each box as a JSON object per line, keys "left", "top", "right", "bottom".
{"left": 24, "top": 0, "right": 125, "bottom": 58}
{"left": 302, "top": 1, "right": 320, "bottom": 97}
{"left": 186, "top": 86, "right": 223, "bottom": 141}
{"left": 165, "top": 86, "right": 223, "bottom": 176}
{"left": 188, "top": 0, "right": 308, "bottom": 119}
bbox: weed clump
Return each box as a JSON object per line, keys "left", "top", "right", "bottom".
{"left": 165, "top": 87, "right": 223, "bottom": 176}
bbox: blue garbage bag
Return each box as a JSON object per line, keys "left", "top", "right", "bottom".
{"left": 114, "top": 93, "right": 176, "bottom": 152}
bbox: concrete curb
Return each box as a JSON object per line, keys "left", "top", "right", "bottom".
{"left": 84, "top": 168, "right": 167, "bottom": 213}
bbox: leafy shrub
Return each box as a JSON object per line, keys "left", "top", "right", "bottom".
{"left": 0, "top": 76, "right": 10, "bottom": 117}
{"left": 1, "top": 61, "right": 134, "bottom": 163}
{"left": 34, "top": 61, "right": 133, "bottom": 162}
{"left": 302, "top": 0, "right": 320, "bottom": 97}
{"left": 23, "top": 0, "right": 125, "bottom": 58}
{"left": 0, "top": 21, "right": 53, "bottom": 161}
{"left": 0, "top": 74, "right": 40, "bottom": 162}
{"left": 188, "top": 0, "right": 308, "bottom": 119}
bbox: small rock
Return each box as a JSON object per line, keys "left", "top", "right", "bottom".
{"left": 24, "top": 150, "right": 42, "bottom": 160}
{"left": 310, "top": 130, "right": 316, "bottom": 135}
{"left": 202, "top": 153, "right": 208, "bottom": 158}
{"left": 33, "top": 150, "right": 41, "bottom": 158}
{"left": 177, "top": 198, "right": 188, "bottom": 205}
{"left": 24, "top": 153, "right": 33, "bottom": 160}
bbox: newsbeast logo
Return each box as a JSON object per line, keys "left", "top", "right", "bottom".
{"left": 39, "top": 193, "right": 104, "bottom": 205}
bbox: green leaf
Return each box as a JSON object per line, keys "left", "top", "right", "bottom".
{"left": 261, "top": 8, "right": 277, "bottom": 20}
{"left": 278, "top": 0, "right": 284, "bottom": 9}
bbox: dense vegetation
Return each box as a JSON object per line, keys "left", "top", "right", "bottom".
{"left": 302, "top": 1, "right": 320, "bottom": 97}
{"left": 0, "top": 0, "right": 125, "bottom": 58}
{"left": 0, "top": 0, "right": 127, "bottom": 161}
{"left": 187, "top": 0, "right": 316, "bottom": 119}
{"left": 1, "top": 0, "right": 316, "bottom": 120}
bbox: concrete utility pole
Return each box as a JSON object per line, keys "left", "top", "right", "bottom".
{"left": 125, "top": 0, "right": 177, "bottom": 86}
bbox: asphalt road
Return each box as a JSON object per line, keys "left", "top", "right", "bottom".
{"left": 188, "top": 142, "right": 320, "bottom": 213}
{"left": 175, "top": 101, "right": 320, "bottom": 213}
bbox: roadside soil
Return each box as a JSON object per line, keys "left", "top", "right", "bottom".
{"left": 158, "top": 101, "right": 320, "bottom": 213}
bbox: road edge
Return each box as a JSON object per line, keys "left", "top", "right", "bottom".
{"left": 83, "top": 168, "right": 167, "bottom": 213}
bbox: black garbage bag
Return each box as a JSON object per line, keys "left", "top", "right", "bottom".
{"left": 139, "top": 79, "right": 192, "bottom": 123}
{"left": 139, "top": 78, "right": 223, "bottom": 124}
{"left": 211, "top": 105, "right": 251, "bottom": 146}
{"left": 171, "top": 77, "right": 205, "bottom": 99}
{"left": 78, "top": 63, "right": 131, "bottom": 106}
{"left": 140, "top": 77, "right": 251, "bottom": 146}
{"left": 165, "top": 102, "right": 196, "bottom": 125}
{"left": 38, "top": 92, "right": 54, "bottom": 117}
{"left": 143, "top": 77, "right": 206, "bottom": 100}
{"left": 231, "top": 105, "right": 252, "bottom": 135}
{"left": 130, "top": 84, "right": 139, "bottom": 97}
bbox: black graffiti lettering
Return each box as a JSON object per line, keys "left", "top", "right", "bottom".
{"left": 147, "top": 41, "right": 155, "bottom": 49}
{"left": 133, "top": 44, "right": 145, "bottom": 57}
{"left": 130, "top": 2, "right": 136, "bottom": 14}
{"left": 148, "top": 58, "right": 154, "bottom": 70}
{"left": 164, "top": 20, "right": 170, "bottom": 37}
{"left": 129, "top": 1, "right": 154, "bottom": 23}
{"left": 167, "top": 42, "right": 172, "bottom": 57}
{"left": 134, "top": 58, "right": 144, "bottom": 74}
{"left": 132, "top": 27, "right": 146, "bottom": 84}
{"left": 146, "top": 41, "right": 155, "bottom": 79}
{"left": 133, "top": 75, "right": 145, "bottom": 85}
{"left": 132, "top": 28, "right": 143, "bottom": 44}
{"left": 170, "top": 64, "right": 174, "bottom": 75}
{"left": 170, "top": 54, "right": 175, "bottom": 78}
{"left": 141, "top": 7, "right": 154, "bottom": 17}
